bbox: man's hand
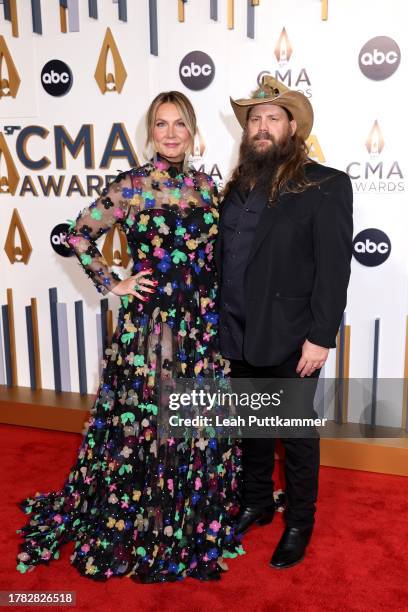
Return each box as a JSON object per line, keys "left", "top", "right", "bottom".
{"left": 296, "top": 339, "right": 329, "bottom": 378}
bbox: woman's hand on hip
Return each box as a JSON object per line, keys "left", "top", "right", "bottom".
{"left": 111, "top": 269, "right": 157, "bottom": 301}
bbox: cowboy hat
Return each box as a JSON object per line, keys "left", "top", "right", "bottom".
{"left": 230, "top": 75, "right": 313, "bottom": 140}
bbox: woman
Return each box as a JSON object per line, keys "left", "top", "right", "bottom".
{"left": 16, "top": 91, "right": 245, "bottom": 583}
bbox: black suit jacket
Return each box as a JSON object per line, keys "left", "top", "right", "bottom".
{"left": 215, "top": 162, "right": 353, "bottom": 366}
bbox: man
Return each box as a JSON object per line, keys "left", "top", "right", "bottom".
{"left": 216, "top": 76, "right": 353, "bottom": 569}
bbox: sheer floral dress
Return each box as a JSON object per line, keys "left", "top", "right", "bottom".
{"left": 16, "top": 157, "right": 245, "bottom": 583}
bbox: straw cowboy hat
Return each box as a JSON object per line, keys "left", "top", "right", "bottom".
{"left": 230, "top": 75, "right": 314, "bottom": 140}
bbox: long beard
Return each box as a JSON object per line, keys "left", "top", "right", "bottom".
{"left": 236, "top": 131, "right": 294, "bottom": 193}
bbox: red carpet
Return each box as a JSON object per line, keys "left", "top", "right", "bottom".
{"left": 1, "top": 423, "right": 407, "bottom": 612}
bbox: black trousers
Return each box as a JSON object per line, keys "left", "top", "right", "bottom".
{"left": 230, "top": 351, "right": 320, "bottom": 528}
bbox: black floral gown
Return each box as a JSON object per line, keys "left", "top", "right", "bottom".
{"left": 16, "top": 157, "right": 245, "bottom": 582}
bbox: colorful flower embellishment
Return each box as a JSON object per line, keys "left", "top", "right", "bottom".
{"left": 122, "top": 187, "right": 134, "bottom": 198}
{"left": 67, "top": 235, "right": 80, "bottom": 246}
{"left": 90, "top": 208, "right": 102, "bottom": 221}
{"left": 137, "top": 214, "right": 150, "bottom": 231}
{"left": 195, "top": 438, "right": 208, "bottom": 452}
{"left": 80, "top": 254, "right": 92, "bottom": 266}
{"left": 151, "top": 235, "right": 162, "bottom": 247}
{"left": 186, "top": 239, "right": 198, "bottom": 250}
{"left": 209, "top": 520, "right": 221, "bottom": 533}
{"left": 153, "top": 247, "right": 166, "bottom": 259}
{"left": 144, "top": 191, "right": 156, "bottom": 208}
{"left": 201, "top": 189, "right": 211, "bottom": 202}
{"left": 158, "top": 260, "right": 171, "bottom": 273}
{"left": 114, "top": 207, "right": 125, "bottom": 219}
{"left": 101, "top": 196, "right": 113, "bottom": 209}
{"left": 120, "top": 412, "right": 135, "bottom": 425}
{"left": 171, "top": 249, "right": 187, "bottom": 264}
{"left": 107, "top": 517, "right": 116, "bottom": 528}
{"left": 154, "top": 160, "right": 168, "bottom": 171}
{"left": 163, "top": 282, "right": 173, "bottom": 296}
{"left": 153, "top": 215, "right": 165, "bottom": 227}
{"left": 203, "top": 212, "right": 214, "bottom": 224}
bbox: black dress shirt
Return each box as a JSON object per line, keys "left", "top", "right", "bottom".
{"left": 219, "top": 184, "right": 267, "bottom": 359}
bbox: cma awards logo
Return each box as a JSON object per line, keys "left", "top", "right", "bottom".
{"left": 0, "top": 27, "right": 133, "bottom": 198}
{"left": 4, "top": 209, "right": 32, "bottom": 264}
{"left": 306, "top": 135, "right": 325, "bottom": 163}
{"left": 0, "top": 123, "right": 138, "bottom": 198}
{"left": 0, "top": 35, "right": 20, "bottom": 98}
{"left": 346, "top": 121, "right": 405, "bottom": 193}
{"left": 94, "top": 27, "right": 127, "bottom": 94}
{"left": 4, "top": 214, "right": 132, "bottom": 268}
{"left": 257, "top": 27, "right": 312, "bottom": 98}
{"left": 0, "top": 132, "right": 20, "bottom": 195}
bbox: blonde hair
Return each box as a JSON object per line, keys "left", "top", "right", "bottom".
{"left": 144, "top": 91, "right": 203, "bottom": 163}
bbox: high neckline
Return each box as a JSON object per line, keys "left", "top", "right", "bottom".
{"left": 153, "top": 153, "right": 184, "bottom": 176}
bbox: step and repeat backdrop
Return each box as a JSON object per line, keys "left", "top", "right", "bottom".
{"left": 0, "top": 0, "right": 407, "bottom": 428}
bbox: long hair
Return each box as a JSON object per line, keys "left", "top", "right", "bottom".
{"left": 223, "top": 129, "right": 316, "bottom": 204}
{"left": 144, "top": 91, "right": 203, "bottom": 162}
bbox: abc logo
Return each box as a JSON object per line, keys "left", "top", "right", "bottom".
{"left": 179, "top": 51, "right": 215, "bottom": 91}
{"left": 358, "top": 37, "right": 401, "bottom": 80}
{"left": 41, "top": 60, "right": 73, "bottom": 96}
{"left": 42, "top": 70, "right": 70, "bottom": 84}
{"left": 50, "top": 223, "right": 74, "bottom": 258}
{"left": 352, "top": 229, "right": 391, "bottom": 267}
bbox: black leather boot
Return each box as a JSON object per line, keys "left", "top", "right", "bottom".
{"left": 270, "top": 526, "right": 313, "bottom": 569}
{"left": 235, "top": 504, "right": 275, "bottom": 535}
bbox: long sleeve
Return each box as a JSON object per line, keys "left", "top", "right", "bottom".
{"left": 66, "top": 170, "right": 135, "bottom": 295}
{"left": 307, "top": 172, "right": 354, "bottom": 348}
